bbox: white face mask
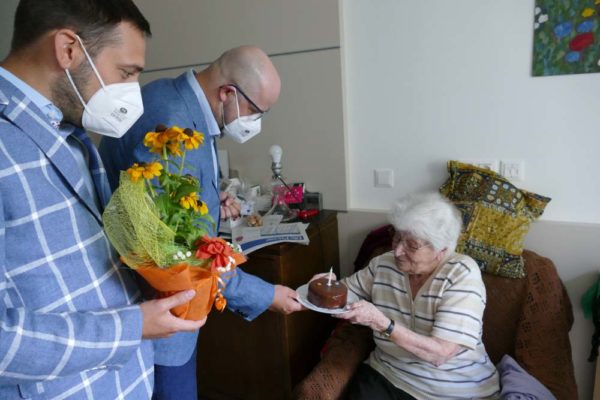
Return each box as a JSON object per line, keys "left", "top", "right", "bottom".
{"left": 220, "top": 89, "right": 262, "bottom": 144}
{"left": 65, "top": 35, "right": 144, "bottom": 138}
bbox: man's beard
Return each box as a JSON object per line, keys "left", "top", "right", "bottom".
{"left": 50, "top": 62, "right": 92, "bottom": 127}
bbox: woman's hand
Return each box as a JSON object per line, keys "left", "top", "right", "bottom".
{"left": 334, "top": 299, "right": 390, "bottom": 332}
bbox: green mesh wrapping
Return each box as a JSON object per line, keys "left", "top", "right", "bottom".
{"left": 103, "top": 172, "right": 179, "bottom": 269}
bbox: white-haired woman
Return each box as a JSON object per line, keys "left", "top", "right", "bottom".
{"left": 337, "top": 193, "right": 500, "bottom": 399}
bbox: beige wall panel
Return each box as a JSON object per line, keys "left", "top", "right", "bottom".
{"left": 136, "top": 0, "right": 340, "bottom": 71}
{"left": 0, "top": 0, "right": 19, "bottom": 58}
{"left": 220, "top": 48, "right": 346, "bottom": 211}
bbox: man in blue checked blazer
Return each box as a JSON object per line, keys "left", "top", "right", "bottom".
{"left": 100, "top": 46, "right": 303, "bottom": 400}
{"left": 0, "top": 1, "right": 206, "bottom": 398}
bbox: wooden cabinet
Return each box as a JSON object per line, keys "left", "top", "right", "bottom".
{"left": 196, "top": 211, "right": 340, "bottom": 400}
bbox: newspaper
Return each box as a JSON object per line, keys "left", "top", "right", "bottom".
{"left": 231, "top": 221, "right": 310, "bottom": 254}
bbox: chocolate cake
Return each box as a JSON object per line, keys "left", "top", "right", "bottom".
{"left": 307, "top": 277, "right": 348, "bottom": 309}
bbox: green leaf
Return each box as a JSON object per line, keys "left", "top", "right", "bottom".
{"left": 173, "top": 181, "right": 200, "bottom": 202}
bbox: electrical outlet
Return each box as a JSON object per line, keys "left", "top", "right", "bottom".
{"left": 500, "top": 160, "right": 525, "bottom": 182}
{"left": 459, "top": 159, "right": 499, "bottom": 173}
{"left": 374, "top": 169, "right": 394, "bottom": 188}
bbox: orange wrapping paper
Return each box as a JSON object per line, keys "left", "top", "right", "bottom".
{"left": 135, "top": 263, "right": 222, "bottom": 321}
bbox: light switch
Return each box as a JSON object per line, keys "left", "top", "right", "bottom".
{"left": 500, "top": 160, "right": 525, "bottom": 182}
{"left": 374, "top": 169, "right": 394, "bottom": 188}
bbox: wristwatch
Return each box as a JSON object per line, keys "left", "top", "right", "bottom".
{"left": 380, "top": 319, "right": 395, "bottom": 338}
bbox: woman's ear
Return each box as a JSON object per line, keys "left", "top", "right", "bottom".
{"left": 437, "top": 247, "right": 448, "bottom": 261}
{"left": 54, "top": 29, "right": 79, "bottom": 70}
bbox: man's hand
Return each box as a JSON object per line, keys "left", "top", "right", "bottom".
{"left": 140, "top": 290, "right": 207, "bottom": 339}
{"left": 220, "top": 191, "right": 241, "bottom": 220}
{"left": 268, "top": 285, "right": 303, "bottom": 315}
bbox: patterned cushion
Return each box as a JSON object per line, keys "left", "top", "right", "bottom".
{"left": 439, "top": 161, "right": 551, "bottom": 278}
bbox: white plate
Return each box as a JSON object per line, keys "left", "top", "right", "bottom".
{"left": 296, "top": 283, "right": 359, "bottom": 315}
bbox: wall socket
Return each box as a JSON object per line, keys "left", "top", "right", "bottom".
{"left": 500, "top": 160, "right": 525, "bottom": 182}
{"left": 459, "top": 159, "right": 499, "bottom": 173}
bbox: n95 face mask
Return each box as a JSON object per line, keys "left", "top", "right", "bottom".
{"left": 220, "top": 89, "right": 262, "bottom": 144}
{"left": 65, "top": 35, "right": 144, "bottom": 138}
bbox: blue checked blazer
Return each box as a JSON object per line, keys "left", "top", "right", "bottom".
{"left": 0, "top": 76, "right": 155, "bottom": 399}
{"left": 99, "top": 71, "right": 275, "bottom": 367}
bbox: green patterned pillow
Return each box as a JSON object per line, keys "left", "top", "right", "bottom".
{"left": 440, "top": 161, "right": 551, "bottom": 278}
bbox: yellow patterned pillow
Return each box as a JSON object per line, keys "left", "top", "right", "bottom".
{"left": 440, "top": 161, "right": 551, "bottom": 278}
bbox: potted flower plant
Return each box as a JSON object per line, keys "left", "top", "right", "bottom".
{"left": 103, "top": 124, "right": 245, "bottom": 320}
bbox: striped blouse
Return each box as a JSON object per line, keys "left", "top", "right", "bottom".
{"left": 343, "top": 251, "right": 500, "bottom": 399}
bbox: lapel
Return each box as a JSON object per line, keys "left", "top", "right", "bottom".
{"left": 175, "top": 72, "right": 221, "bottom": 183}
{"left": 71, "top": 128, "right": 112, "bottom": 212}
{"left": 0, "top": 78, "right": 103, "bottom": 223}
{"left": 173, "top": 72, "right": 210, "bottom": 134}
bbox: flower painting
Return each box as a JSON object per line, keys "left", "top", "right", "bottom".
{"left": 533, "top": 0, "right": 600, "bottom": 76}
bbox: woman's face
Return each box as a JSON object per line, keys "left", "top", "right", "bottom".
{"left": 392, "top": 231, "right": 444, "bottom": 276}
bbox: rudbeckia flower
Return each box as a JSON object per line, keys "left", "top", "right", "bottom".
{"left": 180, "top": 192, "right": 200, "bottom": 211}
{"left": 165, "top": 126, "right": 185, "bottom": 141}
{"left": 127, "top": 163, "right": 146, "bottom": 183}
{"left": 182, "top": 128, "right": 205, "bottom": 150}
{"left": 198, "top": 201, "right": 209, "bottom": 215}
{"left": 167, "top": 141, "right": 183, "bottom": 157}
{"left": 144, "top": 131, "right": 169, "bottom": 154}
{"left": 142, "top": 162, "right": 163, "bottom": 180}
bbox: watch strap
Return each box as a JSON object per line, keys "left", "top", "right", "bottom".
{"left": 381, "top": 319, "right": 395, "bottom": 338}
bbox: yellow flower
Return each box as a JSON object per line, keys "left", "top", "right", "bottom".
{"left": 143, "top": 131, "right": 159, "bottom": 148}
{"left": 126, "top": 163, "right": 145, "bottom": 183}
{"left": 167, "top": 141, "right": 183, "bottom": 157}
{"left": 165, "top": 126, "right": 185, "bottom": 141}
{"left": 142, "top": 162, "right": 163, "bottom": 180}
{"left": 582, "top": 7, "right": 595, "bottom": 17}
{"left": 182, "top": 129, "right": 204, "bottom": 150}
{"left": 144, "top": 131, "right": 170, "bottom": 154}
{"left": 127, "top": 162, "right": 163, "bottom": 182}
{"left": 596, "top": 0, "right": 600, "bottom": 5}
{"left": 180, "top": 192, "right": 200, "bottom": 211}
{"left": 198, "top": 201, "right": 208, "bottom": 215}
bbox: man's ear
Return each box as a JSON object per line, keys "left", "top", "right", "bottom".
{"left": 54, "top": 29, "right": 81, "bottom": 70}
{"left": 218, "top": 85, "right": 233, "bottom": 103}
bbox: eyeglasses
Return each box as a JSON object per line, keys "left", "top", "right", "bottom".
{"left": 226, "top": 84, "right": 268, "bottom": 121}
{"left": 392, "top": 232, "right": 431, "bottom": 253}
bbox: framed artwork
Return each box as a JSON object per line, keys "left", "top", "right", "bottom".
{"left": 532, "top": 0, "right": 600, "bottom": 76}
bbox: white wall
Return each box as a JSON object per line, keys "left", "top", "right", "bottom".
{"left": 341, "top": 0, "right": 600, "bottom": 224}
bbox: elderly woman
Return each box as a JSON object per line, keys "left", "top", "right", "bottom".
{"left": 336, "top": 193, "right": 499, "bottom": 399}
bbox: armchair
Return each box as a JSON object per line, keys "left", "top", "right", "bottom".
{"left": 293, "top": 225, "right": 578, "bottom": 400}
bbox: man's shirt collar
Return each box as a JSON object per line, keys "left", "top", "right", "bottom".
{"left": 185, "top": 69, "right": 220, "bottom": 137}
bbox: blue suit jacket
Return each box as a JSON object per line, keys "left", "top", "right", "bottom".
{"left": 99, "top": 71, "right": 274, "bottom": 367}
{"left": 0, "top": 76, "right": 155, "bottom": 398}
